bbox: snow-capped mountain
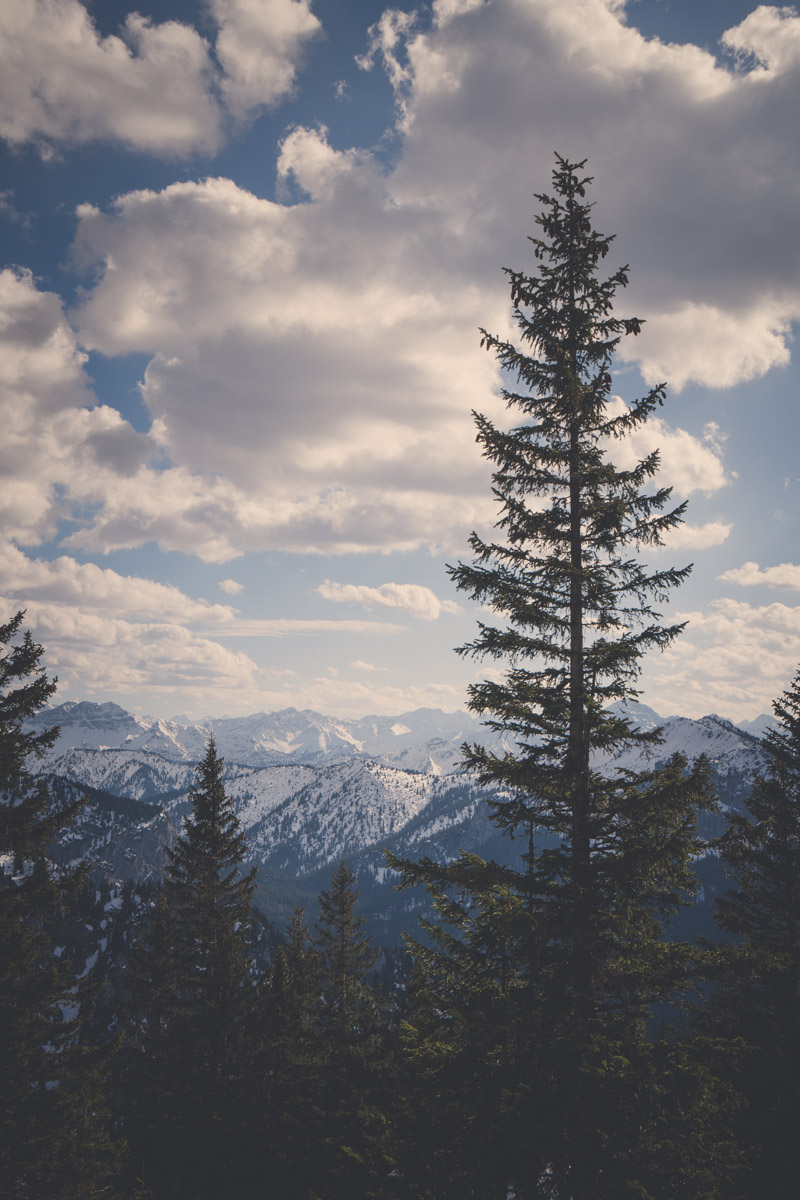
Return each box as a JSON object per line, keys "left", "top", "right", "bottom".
{"left": 29, "top": 699, "right": 771, "bottom": 939}
{"left": 27, "top": 701, "right": 501, "bottom": 771}
{"left": 29, "top": 698, "right": 770, "bottom": 775}
{"left": 597, "top": 710, "right": 766, "bottom": 810}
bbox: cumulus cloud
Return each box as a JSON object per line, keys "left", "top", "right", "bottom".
{"left": 631, "top": 300, "right": 794, "bottom": 392}
{"left": 211, "top": 0, "right": 321, "bottom": 118}
{"left": 646, "top": 597, "right": 800, "bottom": 721}
{"left": 0, "top": 542, "right": 235, "bottom": 623}
{"left": 219, "top": 578, "right": 244, "bottom": 595}
{"left": 4, "top": 599, "right": 260, "bottom": 700}
{"left": 658, "top": 521, "right": 732, "bottom": 552}
{"left": 317, "top": 580, "right": 462, "bottom": 620}
{"left": 58, "top": 0, "right": 800, "bottom": 561}
{"left": 722, "top": 4, "right": 800, "bottom": 73}
{"left": 0, "top": 267, "right": 155, "bottom": 546}
{"left": 0, "top": 0, "right": 320, "bottom": 156}
{"left": 720, "top": 561, "right": 800, "bottom": 590}
{"left": 69, "top": 161, "right": 501, "bottom": 555}
{"left": 605, "top": 397, "right": 728, "bottom": 497}
{"left": 382, "top": 0, "right": 800, "bottom": 390}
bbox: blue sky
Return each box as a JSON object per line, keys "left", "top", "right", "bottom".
{"left": 1, "top": 0, "right": 798, "bottom": 722}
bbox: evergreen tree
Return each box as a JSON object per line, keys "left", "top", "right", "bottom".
{"left": 122, "top": 738, "right": 257, "bottom": 1200}
{"left": 394, "top": 158, "right": 720, "bottom": 1198}
{"left": 0, "top": 611, "right": 118, "bottom": 1199}
{"left": 251, "top": 907, "right": 324, "bottom": 1199}
{"left": 391, "top": 855, "right": 535, "bottom": 1199}
{"left": 704, "top": 667, "right": 800, "bottom": 1198}
{"left": 312, "top": 861, "right": 394, "bottom": 1199}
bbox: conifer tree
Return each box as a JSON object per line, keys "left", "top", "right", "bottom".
{"left": 391, "top": 855, "right": 535, "bottom": 1199}
{"left": 312, "top": 861, "right": 394, "bottom": 1199}
{"left": 123, "top": 738, "right": 257, "bottom": 1200}
{"left": 395, "top": 158, "right": 719, "bottom": 1199}
{"left": 705, "top": 668, "right": 800, "bottom": 1198}
{"left": 252, "top": 908, "right": 324, "bottom": 1199}
{"left": 0, "top": 611, "right": 118, "bottom": 1199}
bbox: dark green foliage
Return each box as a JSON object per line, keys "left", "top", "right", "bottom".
{"left": 392, "top": 158, "right": 723, "bottom": 1198}
{"left": 311, "top": 861, "right": 395, "bottom": 1199}
{"left": 248, "top": 867, "right": 396, "bottom": 1199}
{"left": 250, "top": 907, "right": 324, "bottom": 1198}
{"left": 390, "top": 854, "right": 536, "bottom": 1199}
{"left": 0, "top": 611, "right": 118, "bottom": 1199}
{"left": 0, "top": 611, "right": 62, "bottom": 859}
{"left": 704, "top": 668, "right": 800, "bottom": 1197}
{"left": 121, "top": 737, "right": 257, "bottom": 1200}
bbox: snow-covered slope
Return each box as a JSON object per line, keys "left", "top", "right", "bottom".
{"left": 42, "top": 747, "right": 198, "bottom": 801}
{"left": 38, "top": 747, "right": 442, "bottom": 876}
{"left": 246, "top": 758, "right": 440, "bottom": 873}
{"left": 594, "top": 712, "right": 766, "bottom": 812}
{"left": 736, "top": 713, "right": 775, "bottom": 738}
{"left": 31, "top": 699, "right": 770, "bottom": 943}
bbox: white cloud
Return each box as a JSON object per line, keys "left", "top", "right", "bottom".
{"left": 0, "top": 542, "right": 235, "bottom": 623}
{"left": 605, "top": 398, "right": 728, "bottom": 498}
{"left": 0, "top": 267, "right": 156, "bottom": 547}
{"left": 317, "top": 580, "right": 461, "bottom": 620}
{"left": 4, "top": 599, "right": 259, "bottom": 699}
{"left": 0, "top": 0, "right": 320, "bottom": 157}
{"left": 57, "top": 0, "right": 800, "bottom": 562}
{"left": 720, "top": 561, "right": 800, "bottom": 590}
{"left": 219, "top": 578, "right": 244, "bottom": 595}
{"left": 658, "top": 520, "right": 732, "bottom": 552}
{"left": 0, "top": 2, "right": 222, "bottom": 155}
{"left": 69, "top": 163, "right": 501, "bottom": 555}
{"left": 629, "top": 300, "right": 794, "bottom": 392}
{"left": 382, "top": 0, "right": 800, "bottom": 390}
{"left": 350, "top": 659, "right": 382, "bottom": 672}
{"left": 211, "top": 0, "right": 321, "bottom": 118}
{"left": 356, "top": 7, "right": 418, "bottom": 89}
{"left": 722, "top": 4, "right": 800, "bottom": 74}
{"left": 646, "top": 597, "right": 800, "bottom": 721}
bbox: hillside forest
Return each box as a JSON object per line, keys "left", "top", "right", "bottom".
{"left": 2, "top": 159, "right": 799, "bottom": 1200}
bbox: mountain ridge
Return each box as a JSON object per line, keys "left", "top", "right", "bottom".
{"left": 28, "top": 698, "right": 770, "bottom": 773}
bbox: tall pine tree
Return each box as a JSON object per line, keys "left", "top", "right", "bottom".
{"left": 395, "top": 157, "right": 720, "bottom": 1199}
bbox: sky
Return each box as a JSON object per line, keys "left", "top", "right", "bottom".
{"left": 1, "top": 0, "right": 799, "bottom": 723}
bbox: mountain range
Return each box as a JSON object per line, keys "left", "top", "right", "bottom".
{"left": 29, "top": 700, "right": 771, "bottom": 941}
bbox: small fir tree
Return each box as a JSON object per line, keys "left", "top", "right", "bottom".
{"left": 705, "top": 667, "right": 800, "bottom": 1198}
{"left": 251, "top": 908, "right": 324, "bottom": 1199}
{"left": 122, "top": 737, "right": 257, "bottom": 1200}
{"left": 390, "top": 853, "right": 535, "bottom": 1199}
{"left": 312, "top": 861, "right": 394, "bottom": 1200}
